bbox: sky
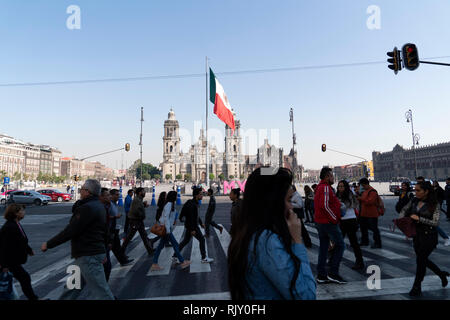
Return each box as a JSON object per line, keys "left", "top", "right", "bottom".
{"left": 1, "top": 0, "right": 450, "bottom": 171}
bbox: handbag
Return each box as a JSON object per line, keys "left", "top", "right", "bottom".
{"left": 150, "top": 222, "right": 166, "bottom": 237}
{"left": 392, "top": 217, "right": 416, "bottom": 238}
{"left": 0, "top": 272, "right": 16, "bottom": 300}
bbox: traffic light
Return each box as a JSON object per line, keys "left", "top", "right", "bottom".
{"left": 402, "top": 43, "right": 419, "bottom": 71}
{"left": 125, "top": 143, "right": 130, "bottom": 152}
{"left": 73, "top": 175, "right": 78, "bottom": 181}
{"left": 387, "top": 47, "right": 402, "bottom": 74}
{"left": 321, "top": 144, "right": 326, "bottom": 152}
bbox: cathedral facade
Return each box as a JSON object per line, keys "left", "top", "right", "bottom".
{"left": 161, "top": 109, "right": 245, "bottom": 183}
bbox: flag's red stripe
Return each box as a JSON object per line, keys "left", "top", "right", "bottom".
{"left": 214, "top": 93, "right": 235, "bottom": 130}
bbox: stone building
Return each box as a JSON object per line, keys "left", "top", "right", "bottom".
{"left": 161, "top": 109, "right": 245, "bottom": 183}
{"left": 372, "top": 142, "right": 450, "bottom": 181}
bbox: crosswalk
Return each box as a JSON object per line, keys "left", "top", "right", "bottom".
{"left": 13, "top": 222, "right": 450, "bottom": 300}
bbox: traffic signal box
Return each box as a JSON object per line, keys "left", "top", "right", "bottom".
{"left": 387, "top": 47, "right": 402, "bottom": 74}
{"left": 402, "top": 43, "right": 419, "bottom": 71}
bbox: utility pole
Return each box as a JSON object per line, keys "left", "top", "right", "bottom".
{"left": 139, "top": 107, "right": 144, "bottom": 187}
{"left": 205, "top": 56, "right": 209, "bottom": 188}
{"left": 405, "top": 109, "right": 420, "bottom": 179}
{"left": 289, "top": 108, "right": 298, "bottom": 182}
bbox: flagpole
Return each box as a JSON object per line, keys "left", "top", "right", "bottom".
{"left": 205, "top": 56, "right": 209, "bottom": 189}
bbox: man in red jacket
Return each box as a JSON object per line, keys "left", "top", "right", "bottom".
{"left": 314, "top": 167, "right": 347, "bottom": 284}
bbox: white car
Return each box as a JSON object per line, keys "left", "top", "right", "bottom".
{"left": 7, "top": 190, "right": 52, "bottom": 206}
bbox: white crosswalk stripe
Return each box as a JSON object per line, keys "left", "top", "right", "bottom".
{"left": 190, "top": 227, "right": 211, "bottom": 273}
{"left": 214, "top": 224, "right": 231, "bottom": 258}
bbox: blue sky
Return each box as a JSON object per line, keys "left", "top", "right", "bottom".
{"left": 1, "top": 0, "right": 449, "bottom": 170}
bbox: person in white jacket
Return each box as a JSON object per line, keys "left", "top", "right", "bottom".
{"left": 150, "top": 191, "right": 191, "bottom": 271}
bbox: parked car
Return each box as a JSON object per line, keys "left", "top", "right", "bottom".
{"left": 389, "top": 177, "right": 411, "bottom": 196}
{"left": 0, "top": 190, "right": 18, "bottom": 204}
{"left": 7, "top": 190, "right": 51, "bottom": 206}
{"left": 37, "top": 189, "right": 72, "bottom": 202}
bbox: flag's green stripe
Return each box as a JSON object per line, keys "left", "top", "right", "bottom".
{"left": 209, "top": 68, "right": 216, "bottom": 104}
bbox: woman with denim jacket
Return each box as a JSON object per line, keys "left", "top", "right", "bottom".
{"left": 399, "top": 181, "right": 449, "bottom": 296}
{"left": 227, "top": 167, "right": 316, "bottom": 300}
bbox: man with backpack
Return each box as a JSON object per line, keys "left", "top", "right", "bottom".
{"left": 357, "top": 178, "right": 384, "bottom": 249}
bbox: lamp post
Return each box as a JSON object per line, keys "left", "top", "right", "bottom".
{"left": 405, "top": 109, "right": 420, "bottom": 178}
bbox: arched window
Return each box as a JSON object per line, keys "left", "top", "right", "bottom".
{"left": 233, "top": 145, "right": 236, "bottom": 152}
{"left": 170, "top": 145, "right": 173, "bottom": 153}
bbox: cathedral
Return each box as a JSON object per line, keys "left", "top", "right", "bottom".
{"left": 161, "top": 109, "right": 245, "bottom": 183}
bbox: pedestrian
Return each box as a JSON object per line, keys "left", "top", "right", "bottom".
{"left": 445, "top": 178, "right": 450, "bottom": 221}
{"left": 229, "top": 188, "right": 242, "bottom": 236}
{"left": 176, "top": 188, "right": 214, "bottom": 263}
{"left": 418, "top": 178, "right": 449, "bottom": 246}
{"left": 99, "top": 188, "right": 113, "bottom": 281}
{"left": 291, "top": 185, "right": 312, "bottom": 248}
{"left": 0, "top": 204, "right": 39, "bottom": 300}
{"left": 123, "top": 189, "right": 134, "bottom": 239}
{"left": 105, "top": 189, "right": 133, "bottom": 272}
{"left": 304, "top": 185, "right": 315, "bottom": 224}
{"left": 311, "top": 184, "right": 318, "bottom": 193}
{"left": 217, "top": 184, "right": 221, "bottom": 195}
{"left": 150, "top": 191, "right": 191, "bottom": 271}
{"left": 121, "top": 187, "right": 154, "bottom": 256}
{"left": 433, "top": 181, "right": 445, "bottom": 210}
{"left": 395, "top": 182, "right": 414, "bottom": 214}
{"left": 41, "top": 179, "right": 114, "bottom": 300}
{"left": 336, "top": 180, "right": 364, "bottom": 270}
{"left": 152, "top": 192, "right": 167, "bottom": 247}
{"left": 1, "top": 186, "right": 4, "bottom": 193}
{"left": 204, "top": 189, "right": 223, "bottom": 237}
{"left": 399, "top": 181, "right": 449, "bottom": 296}
{"left": 66, "top": 185, "right": 70, "bottom": 194}
{"left": 357, "top": 178, "right": 382, "bottom": 249}
{"left": 227, "top": 167, "right": 316, "bottom": 300}
{"left": 314, "top": 167, "right": 346, "bottom": 284}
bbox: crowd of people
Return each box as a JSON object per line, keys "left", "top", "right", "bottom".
{"left": 1, "top": 171, "right": 449, "bottom": 300}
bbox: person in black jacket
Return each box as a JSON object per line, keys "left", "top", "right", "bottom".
{"left": 395, "top": 182, "right": 414, "bottom": 214}
{"left": 41, "top": 179, "right": 114, "bottom": 300}
{"left": 204, "top": 189, "right": 223, "bottom": 237}
{"left": 0, "top": 204, "right": 38, "bottom": 300}
{"left": 176, "top": 188, "right": 214, "bottom": 263}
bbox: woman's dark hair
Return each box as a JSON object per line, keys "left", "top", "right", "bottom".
{"left": 227, "top": 167, "right": 300, "bottom": 300}
{"left": 304, "top": 185, "right": 312, "bottom": 196}
{"left": 401, "top": 181, "right": 410, "bottom": 189}
{"left": 155, "top": 192, "right": 167, "bottom": 221}
{"left": 230, "top": 188, "right": 241, "bottom": 199}
{"left": 416, "top": 181, "right": 438, "bottom": 214}
{"left": 4, "top": 204, "right": 25, "bottom": 221}
{"left": 336, "top": 180, "right": 351, "bottom": 204}
{"left": 165, "top": 191, "right": 178, "bottom": 212}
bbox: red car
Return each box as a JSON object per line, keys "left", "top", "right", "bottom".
{"left": 37, "top": 189, "right": 72, "bottom": 202}
{"left": 1, "top": 189, "right": 17, "bottom": 204}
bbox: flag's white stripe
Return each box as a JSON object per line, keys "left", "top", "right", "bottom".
{"left": 214, "top": 78, "right": 232, "bottom": 111}
{"left": 147, "top": 226, "right": 185, "bottom": 276}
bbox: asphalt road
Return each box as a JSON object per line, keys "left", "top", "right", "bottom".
{"left": 1, "top": 195, "right": 449, "bottom": 300}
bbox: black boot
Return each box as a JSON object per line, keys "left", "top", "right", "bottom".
{"left": 440, "top": 271, "right": 449, "bottom": 288}
{"left": 409, "top": 285, "right": 422, "bottom": 297}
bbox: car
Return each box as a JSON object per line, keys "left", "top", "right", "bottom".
{"left": 0, "top": 190, "right": 18, "bottom": 204}
{"left": 7, "top": 190, "right": 51, "bottom": 206}
{"left": 389, "top": 177, "right": 411, "bottom": 196}
{"left": 37, "top": 189, "right": 72, "bottom": 202}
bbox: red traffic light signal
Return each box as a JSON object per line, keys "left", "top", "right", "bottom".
{"left": 387, "top": 47, "right": 402, "bottom": 74}
{"left": 402, "top": 43, "right": 419, "bottom": 71}
{"left": 321, "top": 144, "right": 326, "bottom": 152}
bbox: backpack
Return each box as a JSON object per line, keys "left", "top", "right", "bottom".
{"left": 369, "top": 189, "right": 385, "bottom": 216}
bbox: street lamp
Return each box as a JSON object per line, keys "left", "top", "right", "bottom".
{"left": 405, "top": 109, "right": 419, "bottom": 178}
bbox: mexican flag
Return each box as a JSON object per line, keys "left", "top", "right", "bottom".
{"left": 209, "top": 68, "right": 235, "bottom": 130}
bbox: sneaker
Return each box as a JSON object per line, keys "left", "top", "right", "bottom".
{"left": 150, "top": 264, "right": 163, "bottom": 272}
{"left": 316, "top": 274, "right": 330, "bottom": 284}
{"left": 180, "top": 260, "right": 191, "bottom": 269}
{"left": 201, "top": 257, "right": 214, "bottom": 263}
{"left": 444, "top": 239, "right": 450, "bottom": 247}
{"left": 327, "top": 274, "right": 347, "bottom": 284}
{"left": 172, "top": 257, "right": 181, "bottom": 264}
{"left": 120, "top": 259, "right": 134, "bottom": 267}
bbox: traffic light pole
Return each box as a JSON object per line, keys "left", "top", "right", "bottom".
{"left": 325, "top": 147, "right": 367, "bottom": 162}
{"left": 80, "top": 147, "right": 126, "bottom": 161}
{"left": 419, "top": 61, "right": 450, "bottom": 67}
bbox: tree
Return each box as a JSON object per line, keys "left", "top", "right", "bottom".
{"left": 154, "top": 174, "right": 161, "bottom": 180}
{"left": 184, "top": 173, "right": 192, "bottom": 182}
{"left": 13, "top": 172, "right": 21, "bottom": 181}
{"left": 129, "top": 159, "right": 162, "bottom": 180}
{"left": 209, "top": 173, "right": 215, "bottom": 181}
{"left": 142, "top": 173, "right": 151, "bottom": 181}
{"left": 240, "top": 174, "right": 245, "bottom": 180}
{"left": 165, "top": 174, "right": 173, "bottom": 181}
{"left": 229, "top": 175, "right": 234, "bottom": 179}
{"left": 176, "top": 174, "right": 182, "bottom": 180}
{"left": 218, "top": 173, "right": 225, "bottom": 181}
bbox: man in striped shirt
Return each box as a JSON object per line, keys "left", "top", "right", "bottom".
{"left": 314, "top": 167, "right": 347, "bottom": 285}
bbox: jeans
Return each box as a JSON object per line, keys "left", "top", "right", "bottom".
{"left": 178, "top": 227, "right": 206, "bottom": 260}
{"left": 9, "top": 265, "right": 38, "bottom": 300}
{"left": 304, "top": 200, "right": 314, "bottom": 222}
{"left": 359, "top": 217, "right": 382, "bottom": 246}
{"left": 59, "top": 253, "right": 114, "bottom": 300}
{"left": 103, "top": 247, "right": 112, "bottom": 282}
{"left": 340, "top": 219, "right": 363, "bottom": 264}
{"left": 121, "top": 220, "right": 153, "bottom": 255}
{"left": 437, "top": 226, "right": 449, "bottom": 240}
{"left": 317, "top": 223, "right": 345, "bottom": 276}
{"left": 413, "top": 230, "right": 443, "bottom": 287}
{"left": 204, "top": 212, "right": 221, "bottom": 237}
{"left": 153, "top": 233, "right": 184, "bottom": 264}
